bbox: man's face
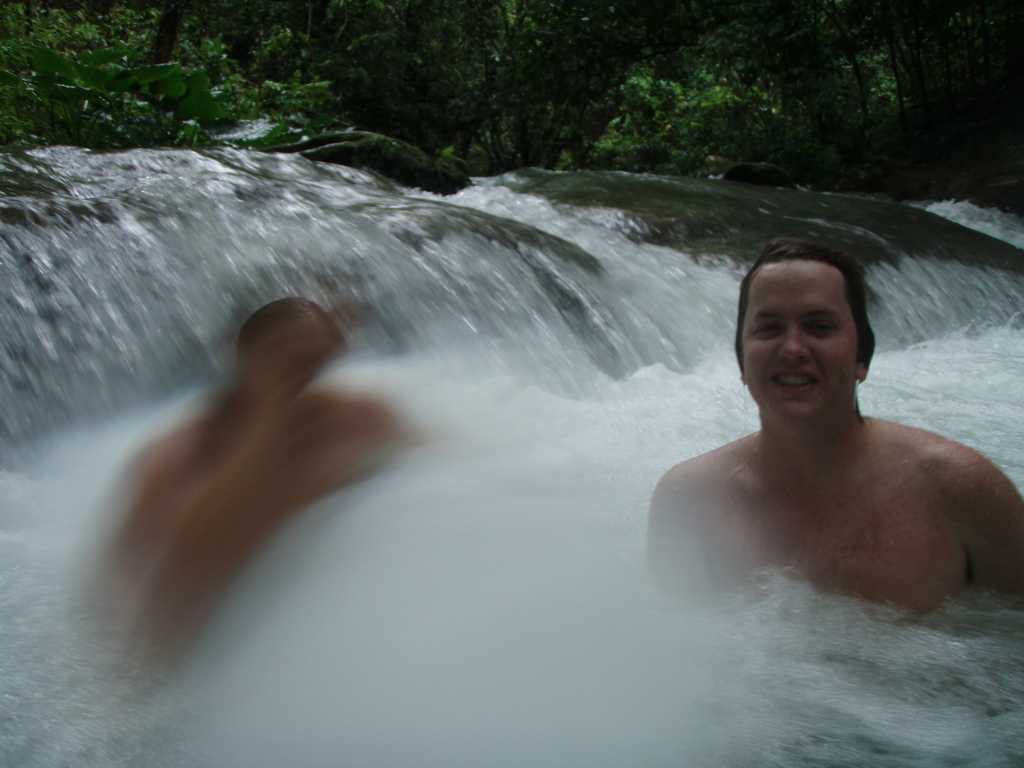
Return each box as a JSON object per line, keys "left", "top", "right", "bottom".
{"left": 740, "top": 260, "right": 866, "bottom": 425}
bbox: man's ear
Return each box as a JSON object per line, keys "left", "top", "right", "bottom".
{"left": 855, "top": 361, "right": 867, "bottom": 383}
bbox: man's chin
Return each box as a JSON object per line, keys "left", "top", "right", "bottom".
{"left": 760, "top": 399, "right": 825, "bottom": 423}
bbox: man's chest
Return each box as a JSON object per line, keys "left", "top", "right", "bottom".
{"left": 724, "top": 481, "right": 968, "bottom": 610}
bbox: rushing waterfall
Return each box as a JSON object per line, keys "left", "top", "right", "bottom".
{"left": 2, "top": 147, "right": 1024, "bottom": 767}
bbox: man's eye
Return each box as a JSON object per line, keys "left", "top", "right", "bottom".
{"left": 754, "top": 323, "right": 782, "bottom": 335}
{"left": 808, "top": 322, "right": 836, "bottom": 333}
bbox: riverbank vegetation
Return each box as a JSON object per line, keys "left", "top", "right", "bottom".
{"left": 1, "top": 0, "right": 1021, "bottom": 190}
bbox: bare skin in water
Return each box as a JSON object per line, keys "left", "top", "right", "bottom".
{"left": 648, "top": 239, "right": 1024, "bottom": 611}
{"left": 102, "top": 297, "right": 408, "bottom": 658}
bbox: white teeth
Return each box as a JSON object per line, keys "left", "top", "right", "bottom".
{"left": 776, "top": 375, "right": 812, "bottom": 385}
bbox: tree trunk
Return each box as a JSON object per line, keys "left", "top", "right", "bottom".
{"left": 153, "top": 0, "right": 191, "bottom": 65}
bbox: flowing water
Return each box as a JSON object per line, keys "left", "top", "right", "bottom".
{"left": 2, "top": 148, "right": 1024, "bottom": 767}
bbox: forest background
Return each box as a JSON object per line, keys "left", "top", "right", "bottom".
{"left": 1, "top": 0, "right": 1021, "bottom": 193}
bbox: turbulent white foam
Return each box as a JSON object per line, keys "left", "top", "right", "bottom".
{"left": 5, "top": 327, "right": 1024, "bottom": 767}
{"left": 909, "top": 199, "right": 1024, "bottom": 250}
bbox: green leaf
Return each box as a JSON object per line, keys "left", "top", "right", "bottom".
{"left": 183, "top": 71, "right": 212, "bottom": 92}
{"left": 307, "top": 114, "right": 334, "bottom": 130}
{"left": 178, "top": 120, "right": 204, "bottom": 140}
{"left": 68, "top": 60, "right": 112, "bottom": 91}
{"left": 31, "top": 48, "right": 78, "bottom": 81}
{"left": 0, "top": 69, "right": 20, "bottom": 87}
{"left": 132, "top": 63, "right": 179, "bottom": 84}
{"left": 153, "top": 71, "right": 187, "bottom": 100}
{"left": 248, "top": 122, "right": 289, "bottom": 147}
{"left": 106, "top": 69, "right": 141, "bottom": 94}
{"left": 44, "top": 82, "right": 96, "bottom": 102}
{"left": 174, "top": 89, "right": 226, "bottom": 121}
{"left": 82, "top": 49, "right": 131, "bottom": 66}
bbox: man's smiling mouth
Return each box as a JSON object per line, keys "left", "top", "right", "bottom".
{"left": 773, "top": 374, "right": 815, "bottom": 386}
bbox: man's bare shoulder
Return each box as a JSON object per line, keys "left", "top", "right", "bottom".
{"left": 648, "top": 436, "right": 758, "bottom": 595}
{"left": 652, "top": 435, "right": 756, "bottom": 512}
{"left": 869, "top": 418, "right": 1024, "bottom": 594}
{"left": 870, "top": 418, "right": 1024, "bottom": 546}
{"left": 867, "top": 418, "right": 1003, "bottom": 486}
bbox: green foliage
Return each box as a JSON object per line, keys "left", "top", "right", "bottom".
{"left": 2, "top": 4, "right": 145, "bottom": 144}
{"left": 1, "top": 0, "right": 1020, "bottom": 187}
{"left": 2, "top": 46, "right": 226, "bottom": 146}
{"left": 595, "top": 0, "right": 1020, "bottom": 187}
{"left": 595, "top": 68, "right": 745, "bottom": 177}
{"left": 0, "top": 3, "right": 337, "bottom": 149}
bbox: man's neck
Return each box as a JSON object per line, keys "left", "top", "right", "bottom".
{"left": 752, "top": 409, "right": 869, "bottom": 487}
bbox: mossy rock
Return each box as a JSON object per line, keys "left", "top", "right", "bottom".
{"left": 269, "top": 131, "right": 471, "bottom": 195}
{"left": 722, "top": 162, "right": 796, "bottom": 189}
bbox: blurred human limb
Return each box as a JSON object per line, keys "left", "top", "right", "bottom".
{"left": 101, "top": 298, "right": 409, "bottom": 661}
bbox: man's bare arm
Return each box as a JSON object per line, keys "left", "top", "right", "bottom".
{"left": 139, "top": 457, "right": 294, "bottom": 649}
{"left": 647, "top": 464, "right": 718, "bottom": 597}
{"left": 951, "top": 448, "right": 1024, "bottom": 594}
{"left": 145, "top": 396, "right": 405, "bottom": 636}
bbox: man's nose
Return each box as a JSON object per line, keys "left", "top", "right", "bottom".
{"left": 779, "top": 328, "right": 810, "bottom": 359}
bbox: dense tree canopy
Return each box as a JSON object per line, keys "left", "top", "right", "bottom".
{"left": 1, "top": 0, "right": 1020, "bottom": 187}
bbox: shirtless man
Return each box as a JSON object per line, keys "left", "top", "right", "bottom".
{"left": 103, "top": 297, "right": 406, "bottom": 658}
{"left": 648, "top": 238, "right": 1024, "bottom": 611}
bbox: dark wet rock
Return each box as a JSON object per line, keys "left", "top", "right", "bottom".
{"left": 960, "top": 171, "right": 1024, "bottom": 216}
{"left": 698, "top": 155, "right": 736, "bottom": 177}
{"left": 886, "top": 163, "right": 1024, "bottom": 218}
{"left": 501, "top": 166, "right": 1024, "bottom": 271}
{"left": 268, "top": 131, "right": 471, "bottom": 195}
{"left": 723, "top": 162, "right": 796, "bottom": 189}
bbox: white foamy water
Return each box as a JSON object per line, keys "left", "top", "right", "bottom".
{"left": 5, "top": 323, "right": 1024, "bottom": 768}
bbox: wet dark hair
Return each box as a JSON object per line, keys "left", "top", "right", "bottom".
{"left": 734, "top": 238, "right": 875, "bottom": 374}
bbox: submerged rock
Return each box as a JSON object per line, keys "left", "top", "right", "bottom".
{"left": 269, "top": 132, "right": 471, "bottom": 195}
